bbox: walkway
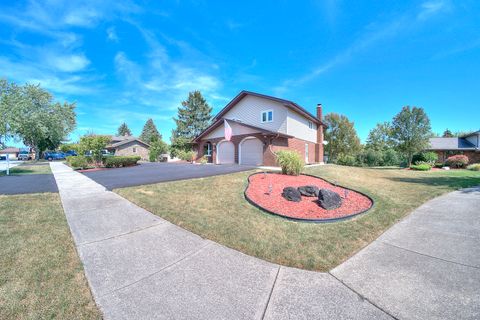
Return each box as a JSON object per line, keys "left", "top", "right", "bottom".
{"left": 50, "top": 162, "right": 480, "bottom": 320}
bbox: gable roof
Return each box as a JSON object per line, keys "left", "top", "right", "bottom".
{"left": 0, "top": 147, "right": 20, "bottom": 153}
{"left": 428, "top": 137, "right": 476, "bottom": 150}
{"left": 193, "top": 118, "right": 293, "bottom": 143}
{"left": 108, "top": 137, "right": 150, "bottom": 148}
{"left": 460, "top": 130, "right": 480, "bottom": 138}
{"left": 212, "top": 90, "right": 325, "bottom": 126}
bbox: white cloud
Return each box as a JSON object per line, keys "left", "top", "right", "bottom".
{"left": 107, "top": 27, "right": 119, "bottom": 42}
{"left": 46, "top": 53, "right": 90, "bottom": 72}
{"left": 418, "top": 0, "right": 451, "bottom": 20}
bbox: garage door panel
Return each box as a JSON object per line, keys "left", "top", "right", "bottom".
{"left": 217, "top": 141, "right": 235, "bottom": 164}
{"left": 240, "top": 138, "right": 263, "bottom": 165}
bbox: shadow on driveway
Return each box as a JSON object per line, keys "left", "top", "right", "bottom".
{"left": 82, "top": 162, "right": 256, "bottom": 190}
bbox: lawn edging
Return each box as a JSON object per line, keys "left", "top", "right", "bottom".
{"left": 243, "top": 171, "right": 375, "bottom": 223}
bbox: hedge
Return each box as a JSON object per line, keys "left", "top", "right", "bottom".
{"left": 66, "top": 155, "right": 89, "bottom": 169}
{"left": 410, "top": 163, "right": 431, "bottom": 171}
{"left": 104, "top": 156, "right": 141, "bottom": 168}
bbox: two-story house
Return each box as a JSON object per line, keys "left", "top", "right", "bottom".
{"left": 427, "top": 130, "right": 480, "bottom": 163}
{"left": 193, "top": 91, "right": 326, "bottom": 166}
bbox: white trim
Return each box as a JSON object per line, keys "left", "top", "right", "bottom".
{"left": 305, "top": 143, "right": 309, "bottom": 163}
{"left": 239, "top": 136, "right": 263, "bottom": 165}
{"left": 260, "top": 109, "right": 273, "bottom": 123}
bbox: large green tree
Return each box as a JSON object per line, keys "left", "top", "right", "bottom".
{"left": 366, "top": 122, "right": 394, "bottom": 151}
{"left": 1, "top": 80, "right": 76, "bottom": 159}
{"left": 391, "top": 106, "right": 431, "bottom": 166}
{"left": 324, "top": 113, "right": 361, "bottom": 161}
{"left": 117, "top": 122, "right": 132, "bottom": 136}
{"left": 171, "top": 91, "right": 212, "bottom": 156}
{"left": 140, "top": 118, "right": 162, "bottom": 144}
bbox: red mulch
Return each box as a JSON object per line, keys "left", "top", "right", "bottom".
{"left": 245, "top": 173, "right": 373, "bottom": 221}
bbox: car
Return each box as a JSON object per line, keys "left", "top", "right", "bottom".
{"left": 18, "top": 150, "right": 32, "bottom": 161}
{"left": 44, "top": 151, "right": 67, "bottom": 161}
{"left": 0, "top": 155, "right": 6, "bottom": 161}
{"left": 65, "top": 150, "right": 77, "bottom": 157}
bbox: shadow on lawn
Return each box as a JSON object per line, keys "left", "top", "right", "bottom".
{"left": 388, "top": 176, "right": 480, "bottom": 190}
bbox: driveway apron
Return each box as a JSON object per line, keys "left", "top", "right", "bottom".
{"left": 50, "top": 162, "right": 479, "bottom": 320}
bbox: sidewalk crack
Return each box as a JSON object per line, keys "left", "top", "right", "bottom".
{"left": 260, "top": 265, "right": 281, "bottom": 320}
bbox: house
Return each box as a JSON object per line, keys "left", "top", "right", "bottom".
{"left": 0, "top": 147, "right": 20, "bottom": 159}
{"left": 106, "top": 136, "right": 150, "bottom": 160}
{"left": 193, "top": 91, "right": 326, "bottom": 166}
{"left": 427, "top": 130, "right": 480, "bottom": 163}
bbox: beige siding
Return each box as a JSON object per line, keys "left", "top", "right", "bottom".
{"left": 204, "top": 120, "right": 260, "bottom": 139}
{"left": 115, "top": 141, "right": 149, "bottom": 160}
{"left": 223, "top": 95, "right": 288, "bottom": 133}
{"left": 286, "top": 109, "right": 318, "bottom": 143}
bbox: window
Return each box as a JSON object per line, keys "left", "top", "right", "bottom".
{"left": 133, "top": 147, "right": 137, "bottom": 153}
{"left": 308, "top": 121, "right": 313, "bottom": 129}
{"left": 204, "top": 142, "right": 212, "bottom": 156}
{"left": 261, "top": 110, "right": 273, "bottom": 123}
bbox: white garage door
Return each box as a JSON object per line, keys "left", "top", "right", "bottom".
{"left": 217, "top": 141, "right": 235, "bottom": 164}
{"left": 240, "top": 138, "right": 263, "bottom": 165}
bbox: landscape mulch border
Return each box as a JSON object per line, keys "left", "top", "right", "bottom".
{"left": 243, "top": 172, "right": 375, "bottom": 223}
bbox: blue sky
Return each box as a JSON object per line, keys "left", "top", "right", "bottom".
{"left": 1, "top": 0, "right": 479, "bottom": 145}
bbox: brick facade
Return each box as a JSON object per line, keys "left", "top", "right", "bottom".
{"left": 434, "top": 150, "right": 480, "bottom": 164}
{"left": 114, "top": 141, "right": 149, "bottom": 160}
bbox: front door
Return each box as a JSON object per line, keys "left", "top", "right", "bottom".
{"left": 204, "top": 142, "right": 213, "bottom": 163}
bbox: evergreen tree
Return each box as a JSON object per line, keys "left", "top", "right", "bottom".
{"left": 442, "top": 129, "right": 453, "bottom": 137}
{"left": 140, "top": 118, "right": 162, "bottom": 144}
{"left": 117, "top": 122, "right": 132, "bottom": 136}
{"left": 171, "top": 91, "right": 212, "bottom": 156}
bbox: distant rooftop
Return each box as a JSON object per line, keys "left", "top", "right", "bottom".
{"left": 428, "top": 137, "right": 476, "bottom": 150}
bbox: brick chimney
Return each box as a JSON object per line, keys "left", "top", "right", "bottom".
{"left": 316, "top": 104, "right": 324, "bottom": 163}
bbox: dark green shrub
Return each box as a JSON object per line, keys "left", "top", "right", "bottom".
{"left": 67, "top": 155, "right": 89, "bottom": 169}
{"left": 104, "top": 156, "right": 141, "bottom": 168}
{"left": 445, "top": 155, "right": 469, "bottom": 168}
{"left": 276, "top": 150, "right": 303, "bottom": 175}
{"left": 383, "top": 149, "right": 400, "bottom": 166}
{"left": 336, "top": 154, "right": 357, "bottom": 166}
{"left": 412, "top": 152, "right": 438, "bottom": 166}
{"left": 410, "top": 163, "right": 431, "bottom": 171}
{"left": 434, "top": 162, "right": 444, "bottom": 168}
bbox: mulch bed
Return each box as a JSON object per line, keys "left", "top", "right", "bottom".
{"left": 77, "top": 167, "right": 109, "bottom": 172}
{"left": 245, "top": 173, "right": 373, "bottom": 222}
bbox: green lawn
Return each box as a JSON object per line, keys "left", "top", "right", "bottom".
{"left": 0, "top": 163, "right": 52, "bottom": 176}
{"left": 115, "top": 165, "right": 480, "bottom": 272}
{"left": 0, "top": 193, "right": 101, "bottom": 319}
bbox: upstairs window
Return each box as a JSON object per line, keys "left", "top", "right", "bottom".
{"left": 308, "top": 121, "right": 313, "bottom": 129}
{"left": 261, "top": 110, "right": 273, "bottom": 123}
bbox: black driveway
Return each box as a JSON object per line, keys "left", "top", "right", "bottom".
{"left": 0, "top": 174, "right": 58, "bottom": 195}
{"left": 82, "top": 162, "right": 255, "bottom": 190}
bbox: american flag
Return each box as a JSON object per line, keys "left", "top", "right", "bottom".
{"left": 224, "top": 119, "right": 232, "bottom": 141}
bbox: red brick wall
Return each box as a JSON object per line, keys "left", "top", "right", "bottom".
{"left": 434, "top": 150, "right": 480, "bottom": 164}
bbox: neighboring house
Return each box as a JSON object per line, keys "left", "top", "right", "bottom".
{"left": 193, "top": 90, "right": 326, "bottom": 166}
{"left": 0, "top": 147, "right": 20, "bottom": 159}
{"left": 427, "top": 130, "right": 480, "bottom": 163}
{"left": 106, "top": 136, "right": 150, "bottom": 160}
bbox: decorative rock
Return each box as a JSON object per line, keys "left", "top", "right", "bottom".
{"left": 297, "top": 185, "right": 319, "bottom": 197}
{"left": 281, "top": 187, "right": 302, "bottom": 202}
{"left": 318, "top": 189, "right": 342, "bottom": 210}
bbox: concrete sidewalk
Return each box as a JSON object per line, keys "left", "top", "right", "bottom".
{"left": 50, "top": 162, "right": 480, "bottom": 319}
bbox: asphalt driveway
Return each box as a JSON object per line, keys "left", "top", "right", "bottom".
{"left": 0, "top": 174, "right": 58, "bottom": 195}
{"left": 82, "top": 162, "right": 255, "bottom": 190}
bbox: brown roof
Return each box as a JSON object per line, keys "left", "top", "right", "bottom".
{"left": 193, "top": 118, "right": 293, "bottom": 143}
{"left": 0, "top": 147, "right": 20, "bottom": 153}
{"left": 108, "top": 138, "right": 150, "bottom": 148}
{"left": 212, "top": 90, "right": 325, "bottom": 126}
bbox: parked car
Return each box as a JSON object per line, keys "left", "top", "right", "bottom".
{"left": 65, "top": 150, "right": 77, "bottom": 157}
{"left": 44, "top": 151, "right": 66, "bottom": 161}
{"left": 0, "top": 155, "right": 6, "bottom": 161}
{"left": 18, "top": 150, "right": 32, "bottom": 161}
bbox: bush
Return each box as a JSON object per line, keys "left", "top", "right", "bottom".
{"left": 336, "top": 154, "right": 357, "bottom": 166}
{"left": 178, "top": 150, "right": 196, "bottom": 162}
{"left": 66, "top": 155, "right": 89, "bottom": 169}
{"left": 364, "top": 149, "right": 384, "bottom": 166}
{"left": 199, "top": 156, "right": 208, "bottom": 164}
{"left": 410, "top": 163, "right": 431, "bottom": 171}
{"left": 412, "top": 152, "right": 438, "bottom": 166}
{"left": 445, "top": 155, "right": 469, "bottom": 168}
{"left": 434, "top": 162, "right": 444, "bottom": 168}
{"left": 383, "top": 149, "right": 401, "bottom": 166}
{"left": 104, "top": 156, "right": 141, "bottom": 168}
{"left": 467, "top": 163, "right": 480, "bottom": 171}
{"left": 275, "top": 150, "right": 304, "bottom": 176}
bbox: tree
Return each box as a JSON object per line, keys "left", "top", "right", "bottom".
{"left": 117, "top": 122, "right": 132, "bottom": 136}
{"left": 149, "top": 139, "right": 169, "bottom": 162}
{"left": 0, "top": 79, "right": 21, "bottom": 148}
{"left": 171, "top": 91, "right": 212, "bottom": 155}
{"left": 140, "top": 118, "right": 161, "bottom": 144}
{"left": 323, "top": 113, "right": 361, "bottom": 161}
{"left": 366, "top": 122, "right": 394, "bottom": 151}
{"left": 6, "top": 82, "right": 76, "bottom": 159}
{"left": 442, "top": 129, "right": 453, "bottom": 137}
{"left": 391, "top": 106, "right": 431, "bottom": 166}
{"left": 78, "top": 134, "right": 110, "bottom": 165}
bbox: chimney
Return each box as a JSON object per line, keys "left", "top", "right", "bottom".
{"left": 316, "top": 103, "right": 323, "bottom": 121}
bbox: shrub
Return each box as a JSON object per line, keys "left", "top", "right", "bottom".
{"left": 412, "top": 152, "right": 438, "bottom": 166}
{"left": 336, "top": 154, "right": 357, "bottom": 166}
{"left": 104, "top": 156, "right": 141, "bottom": 168}
{"left": 383, "top": 149, "right": 401, "bottom": 166}
{"left": 445, "top": 155, "right": 469, "bottom": 168}
{"left": 276, "top": 150, "right": 304, "bottom": 176}
{"left": 178, "top": 150, "right": 196, "bottom": 162}
{"left": 199, "top": 156, "right": 208, "bottom": 164}
{"left": 66, "top": 155, "right": 89, "bottom": 169}
{"left": 467, "top": 163, "right": 480, "bottom": 171}
{"left": 364, "top": 149, "right": 384, "bottom": 166}
{"left": 410, "top": 163, "right": 431, "bottom": 171}
{"left": 434, "top": 162, "right": 444, "bottom": 168}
